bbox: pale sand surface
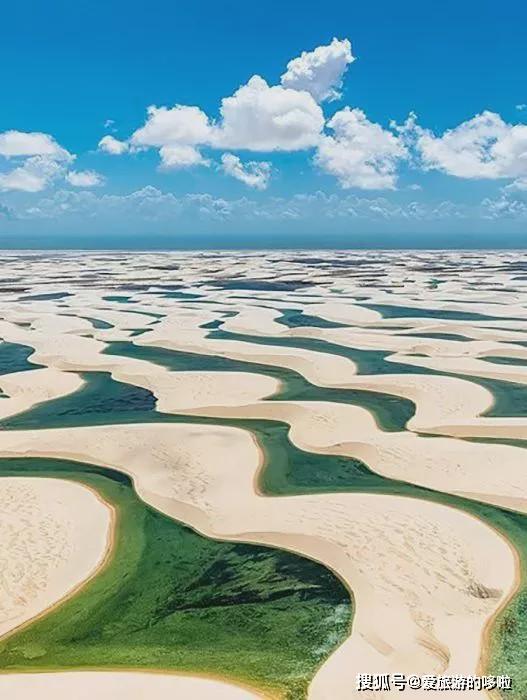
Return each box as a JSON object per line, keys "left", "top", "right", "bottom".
{"left": 0, "top": 672, "right": 265, "bottom": 699}
{"left": 0, "top": 423, "right": 516, "bottom": 699}
{"left": 0, "top": 477, "right": 111, "bottom": 639}
{"left": 0, "top": 368, "right": 84, "bottom": 421}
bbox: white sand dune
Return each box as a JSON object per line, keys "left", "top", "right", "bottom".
{"left": 0, "top": 423, "right": 516, "bottom": 699}
{"left": 0, "top": 477, "right": 112, "bottom": 639}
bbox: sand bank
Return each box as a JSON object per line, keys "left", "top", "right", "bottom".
{"left": 0, "top": 477, "right": 111, "bottom": 639}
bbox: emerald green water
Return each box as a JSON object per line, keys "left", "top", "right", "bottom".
{"left": 401, "top": 332, "right": 474, "bottom": 341}
{"left": 82, "top": 316, "right": 114, "bottom": 329}
{"left": 0, "top": 457, "right": 350, "bottom": 699}
{"left": 0, "top": 341, "right": 43, "bottom": 374}
{"left": 277, "top": 309, "right": 348, "bottom": 329}
{"left": 102, "top": 295, "right": 132, "bottom": 303}
{"left": 484, "top": 356, "right": 527, "bottom": 367}
{"left": 360, "top": 303, "right": 527, "bottom": 323}
{"left": 18, "top": 292, "right": 72, "bottom": 302}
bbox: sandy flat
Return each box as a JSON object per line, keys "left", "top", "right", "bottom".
{"left": 0, "top": 477, "right": 112, "bottom": 639}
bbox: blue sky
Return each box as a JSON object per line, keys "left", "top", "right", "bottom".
{"left": 0, "top": 0, "right": 526, "bottom": 248}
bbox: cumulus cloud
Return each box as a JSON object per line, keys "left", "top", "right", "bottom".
{"left": 280, "top": 38, "right": 355, "bottom": 102}
{"left": 159, "top": 144, "right": 209, "bottom": 169}
{"left": 0, "top": 156, "right": 65, "bottom": 192}
{"left": 0, "top": 129, "right": 74, "bottom": 192}
{"left": 125, "top": 105, "right": 211, "bottom": 169}
{"left": 96, "top": 42, "right": 337, "bottom": 164}
{"left": 98, "top": 134, "right": 129, "bottom": 155}
{"left": 315, "top": 108, "right": 407, "bottom": 189}
{"left": 66, "top": 170, "right": 104, "bottom": 187}
{"left": 131, "top": 105, "right": 211, "bottom": 148}
{"left": 221, "top": 153, "right": 271, "bottom": 189}
{"left": 211, "top": 75, "right": 324, "bottom": 151}
{"left": 0, "top": 130, "right": 71, "bottom": 160}
{"left": 405, "top": 111, "right": 527, "bottom": 185}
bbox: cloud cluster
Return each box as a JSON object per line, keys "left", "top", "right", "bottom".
{"left": 0, "top": 130, "right": 103, "bottom": 193}
{"left": 404, "top": 111, "right": 527, "bottom": 188}
{"left": 315, "top": 108, "right": 406, "bottom": 189}
{"left": 4, "top": 38, "right": 527, "bottom": 206}
{"left": 221, "top": 153, "right": 271, "bottom": 189}
{"left": 16, "top": 185, "right": 469, "bottom": 223}
{"left": 98, "top": 134, "right": 129, "bottom": 155}
{"left": 96, "top": 39, "right": 371, "bottom": 189}
{"left": 0, "top": 130, "right": 70, "bottom": 160}
{"left": 66, "top": 170, "right": 104, "bottom": 187}
{"left": 280, "top": 38, "right": 355, "bottom": 102}
{"left": 212, "top": 75, "right": 324, "bottom": 151}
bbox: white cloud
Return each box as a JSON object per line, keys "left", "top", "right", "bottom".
{"left": 0, "top": 130, "right": 71, "bottom": 160}
{"left": 131, "top": 105, "right": 211, "bottom": 148}
{"left": 315, "top": 107, "right": 406, "bottom": 189}
{"left": 113, "top": 72, "right": 325, "bottom": 163}
{"left": 221, "top": 153, "right": 271, "bottom": 189}
{"left": 280, "top": 38, "right": 355, "bottom": 102}
{"left": 24, "top": 185, "right": 183, "bottom": 221}
{"left": 98, "top": 134, "right": 129, "bottom": 155}
{"left": 0, "top": 130, "right": 76, "bottom": 192}
{"left": 406, "top": 111, "right": 527, "bottom": 183}
{"left": 94, "top": 41, "right": 354, "bottom": 167}
{"left": 516, "top": 104, "right": 526, "bottom": 111}
{"left": 481, "top": 195, "right": 527, "bottom": 219}
{"left": 0, "top": 156, "right": 65, "bottom": 192}
{"left": 159, "top": 144, "right": 209, "bottom": 169}
{"left": 211, "top": 75, "right": 324, "bottom": 151}
{"left": 17, "top": 186, "right": 467, "bottom": 223}
{"left": 66, "top": 170, "right": 104, "bottom": 187}
{"left": 505, "top": 178, "right": 527, "bottom": 192}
